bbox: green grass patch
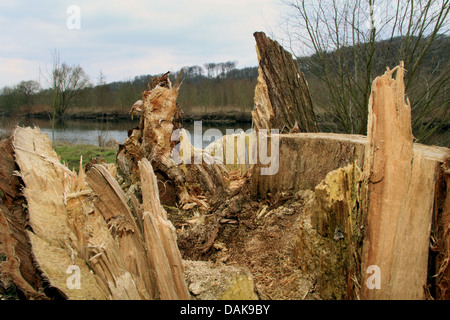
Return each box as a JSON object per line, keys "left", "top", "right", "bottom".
{"left": 53, "top": 143, "right": 118, "bottom": 171}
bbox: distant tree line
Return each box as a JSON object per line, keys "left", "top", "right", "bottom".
{"left": 0, "top": 60, "right": 258, "bottom": 119}
{"left": 0, "top": 29, "right": 448, "bottom": 147}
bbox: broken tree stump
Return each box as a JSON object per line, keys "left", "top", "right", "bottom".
{"left": 251, "top": 62, "right": 450, "bottom": 300}
{"left": 250, "top": 133, "right": 366, "bottom": 198}
{"left": 252, "top": 32, "right": 318, "bottom": 133}
{"left": 360, "top": 64, "right": 450, "bottom": 300}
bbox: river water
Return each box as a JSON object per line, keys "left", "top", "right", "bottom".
{"left": 1, "top": 116, "right": 253, "bottom": 149}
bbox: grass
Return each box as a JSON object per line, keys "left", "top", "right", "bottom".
{"left": 53, "top": 143, "right": 118, "bottom": 171}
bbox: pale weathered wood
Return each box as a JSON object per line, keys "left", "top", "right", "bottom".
{"left": 139, "top": 158, "right": 190, "bottom": 300}
{"left": 117, "top": 72, "right": 228, "bottom": 210}
{"left": 253, "top": 63, "right": 449, "bottom": 300}
{"left": 117, "top": 72, "right": 189, "bottom": 203}
{"left": 85, "top": 164, "right": 156, "bottom": 299}
{"left": 250, "top": 133, "right": 366, "bottom": 198}
{"left": 12, "top": 127, "right": 107, "bottom": 300}
{"left": 5, "top": 127, "right": 192, "bottom": 300}
{"left": 360, "top": 64, "right": 450, "bottom": 300}
{"left": 294, "top": 163, "right": 365, "bottom": 300}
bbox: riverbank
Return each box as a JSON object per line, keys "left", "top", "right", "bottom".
{"left": 53, "top": 142, "right": 118, "bottom": 171}
{"left": 0, "top": 105, "right": 253, "bottom": 124}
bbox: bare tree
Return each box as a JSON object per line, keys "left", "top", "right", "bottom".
{"left": 0, "top": 80, "right": 40, "bottom": 114}
{"left": 51, "top": 55, "right": 90, "bottom": 116}
{"left": 95, "top": 69, "right": 111, "bottom": 108}
{"left": 44, "top": 50, "right": 90, "bottom": 142}
{"left": 279, "top": 0, "right": 449, "bottom": 145}
{"left": 224, "top": 61, "right": 238, "bottom": 74}
{"left": 204, "top": 63, "right": 217, "bottom": 78}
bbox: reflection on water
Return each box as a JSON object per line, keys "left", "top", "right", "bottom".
{"left": 1, "top": 116, "right": 252, "bottom": 148}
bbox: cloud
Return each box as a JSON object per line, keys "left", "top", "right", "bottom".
{"left": 0, "top": 57, "right": 41, "bottom": 86}
{"left": 0, "top": 0, "right": 278, "bottom": 88}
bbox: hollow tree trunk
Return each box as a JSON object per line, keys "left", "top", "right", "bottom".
{"left": 252, "top": 32, "right": 318, "bottom": 133}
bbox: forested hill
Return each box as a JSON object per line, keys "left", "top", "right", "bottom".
{"left": 0, "top": 35, "right": 447, "bottom": 123}
{"left": 297, "top": 34, "right": 449, "bottom": 77}
{"left": 108, "top": 34, "right": 449, "bottom": 115}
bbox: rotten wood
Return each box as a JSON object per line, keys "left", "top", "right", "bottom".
{"left": 117, "top": 72, "right": 228, "bottom": 210}
{"left": 294, "top": 163, "right": 364, "bottom": 300}
{"left": 117, "top": 71, "right": 190, "bottom": 206}
{"left": 433, "top": 168, "right": 450, "bottom": 299}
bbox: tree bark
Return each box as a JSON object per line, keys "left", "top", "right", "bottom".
{"left": 432, "top": 167, "right": 450, "bottom": 300}
{"left": 0, "top": 138, "right": 49, "bottom": 299}
{"left": 252, "top": 32, "right": 318, "bottom": 133}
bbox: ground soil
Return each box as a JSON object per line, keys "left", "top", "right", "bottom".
{"left": 167, "top": 174, "right": 321, "bottom": 300}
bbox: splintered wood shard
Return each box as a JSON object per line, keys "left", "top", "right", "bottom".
{"left": 252, "top": 32, "right": 318, "bottom": 133}
{"left": 139, "top": 158, "right": 190, "bottom": 300}
{"left": 12, "top": 126, "right": 106, "bottom": 300}
{"left": 360, "top": 63, "right": 448, "bottom": 300}
{"left": 1, "top": 126, "right": 190, "bottom": 300}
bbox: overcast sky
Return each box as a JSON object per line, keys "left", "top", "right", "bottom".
{"left": 0, "top": 0, "right": 280, "bottom": 88}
